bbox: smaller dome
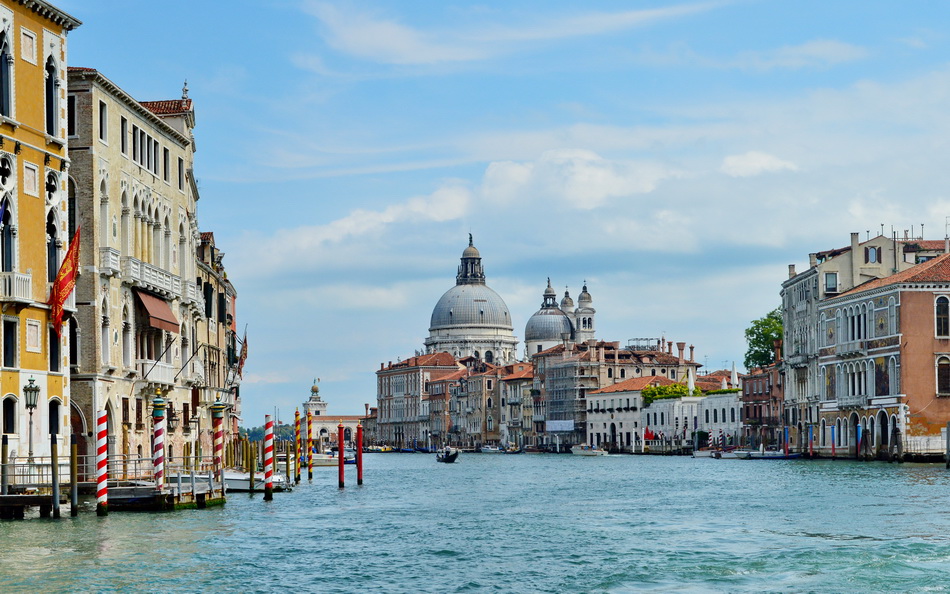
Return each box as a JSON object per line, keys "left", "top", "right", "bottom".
{"left": 560, "top": 289, "right": 574, "bottom": 311}
{"left": 578, "top": 283, "right": 592, "bottom": 304}
{"left": 311, "top": 379, "right": 320, "bottom": 394}
{"left": 543, "top": 277, "right": 556, "bottom": 298}
{"left": 525, "top": 308, "right": 574, "bottom": 341}
{"left": 462, "top": 233, "right": 480, "bottom": 258}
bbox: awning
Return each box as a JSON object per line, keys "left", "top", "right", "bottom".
{"left": 134, "top": 289, "right": 180, "bottom": 333}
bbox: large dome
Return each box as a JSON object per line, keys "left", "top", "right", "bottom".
{"left": 525, "top": 307, "right": 573, "bottom": 341}
{"left": 430, "top": 284, "right": 513, "bottom": 330}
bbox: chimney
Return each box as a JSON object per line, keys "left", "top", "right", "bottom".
{"left": 945, "top": 237, "right": 949, "bottom": 254}
{"left": 851, "top": 232, "right": 860, "bottom": 286}
{"left": 668, "top": 342, "right": 673, "bottom": 355}
{"left": 773, "top": 339, "right": 782, "bottom": 363}
{"left": 689, "top": 345, "right": 695, "bottom": 362}
{"left": 677, "top": 342, "right": 685, "bottom": 364}
{"left": 788, "top": 264, "right": 796, "bottom": 278}
{"left": 660, "top": 337, "right": 666, "bottom": 352}
{"left": 809, "top": 253, "right": 817, "bottom": 268}
{"left": 364, "top": 403, "right": 369, "bottom": 417}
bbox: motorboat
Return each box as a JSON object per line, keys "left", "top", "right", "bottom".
{"left": 734, "top": 448, "right": 802, "bottom": 460}
{"left": 480, "top": 445, "right": 504, "bottom": 454}
{"left": 223, "top": 469, "right": 291, "bottom": 492}
{"left": 570, "top": 444, "right": 608, "bottom": 456}
{"left": 436, "top": 448, "right": 459, "bottom": 463}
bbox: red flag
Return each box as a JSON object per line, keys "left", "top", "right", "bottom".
{"left": 48, "top": 227, "right": 80, "bottom": 336}
{"left": 237, "top": 330, "right": 248, "bottom": 378}
{"left": 644, "top": 427, "right": 655, "bottom": 440}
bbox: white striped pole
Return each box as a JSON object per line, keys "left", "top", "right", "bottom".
{"left": 264, "top": 415, "right": 274, "bottom": 501}
{"left": 152, "top": 395, "right": 166, "bottom": 493}
{"left": 210, "top": 398, "right": 226, "bottom": 491}
{"left": 96, "top": 410, "right": 108, "bottom": 516}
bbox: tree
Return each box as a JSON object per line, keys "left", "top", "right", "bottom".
{"left": 744, "top": 307, "right": 783, "bottom": 370}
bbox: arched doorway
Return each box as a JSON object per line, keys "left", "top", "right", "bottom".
{"left": 877, "top": 410, "right": 888, "bottom": 455}
{"left": 70, "top": 402, "right": 88, "bottom": 480}
{"left": 610, "top": 423, "right": 617, "bottom": 449}
{"left": 849, "top": 412, "right": 860, "bottom": 459}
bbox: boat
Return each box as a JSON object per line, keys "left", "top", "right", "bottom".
{"left": 693, "top": 446, "right": 739, "bottom": 459}
{"left": 480, "top": 445, "right": 504, "bottom": 454}
{"left": 734, "top": 448, "right": 802, "bottom": 460}
{"left": 570, "top": 444, "right": 607, "bottom": 456}
{"left": 436, "top": 448, "right": 459, "bottom": 463}
{"left": 503, "top": 447, "right": 523, "bottom": 454}
{"left": 223, "top": 469, "right": 292, "bottom": 492}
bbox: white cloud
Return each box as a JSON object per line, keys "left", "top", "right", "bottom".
{"left": 732, "top": 39, "right": 869, "bottom": 71}
{"left": 301, "top": 1, "right": 722, "bottom": 66}
{"left": 720, "top": 151, "right": 799, "bottom": 177}
{"left": 481, "top": 149, "right": 680, "bottom": 210}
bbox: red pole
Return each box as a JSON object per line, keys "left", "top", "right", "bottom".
{"left": 338, "top": 421, "right": 345, "bottom": 489}
{"left": 263, "top": 415, "right": 274, "bottom": 501}
{"left": 96, "top": 410, "right": 108, "bottom": 516}
{"left": 356, "top": 422, "right": 363, "bottom": 486}
{"left": 293, "top": 409, "right": 301, "bottom": 484}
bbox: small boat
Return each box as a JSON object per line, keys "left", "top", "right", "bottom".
{"left": 693, "top": 447, "right": 739, "bottom": 459}
{"left": 503, "top": 448, "right": 523, "bottom": 454}
{"left": 223, "top": 469, "right": 291, "bottom": 492}
{"left": 734, "top": 449, "right": 802, "bottom": 460}
{"left": 436, "top": 448, "right": 459, "bottom": 463}
{"left": 571, "top": 444, "right": 607, "bottom": 456}
{"left": 479, "top": 446, "right": 504, "bottom": 454}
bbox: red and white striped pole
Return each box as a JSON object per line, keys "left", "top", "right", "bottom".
{"left": 306, "top": 411, "right": 313, "bottom": 481}
{"left": 96, "top": 410, "right": 108, "bottom": 516}
{"left": 263, "top": 415, "right": 274, "bottom": 501}
{"left": 356, "top": 422, "right": 363, "bottom": 486}
{"left": 152, "top": 394, "right": 166, "bottom": 493}
{"left": 294, "top": 409, "right": 301, "bottom": 484}
{"left": 210, "top": 398, "right": 226, "bottom": 493}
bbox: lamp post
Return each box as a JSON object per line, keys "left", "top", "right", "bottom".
{"left": 23, "top": 377, "right": 40, "bottom": 463}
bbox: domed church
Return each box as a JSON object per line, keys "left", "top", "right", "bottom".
{"left": 524, "top": 279, "right": 596, "bottom": 355}
{"left": 424, "top": 235, "right": 519, "bottom": 364}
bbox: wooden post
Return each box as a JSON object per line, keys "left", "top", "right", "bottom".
{"left": 356, "top": 422, "right": 364, "bottom": 486}
{"left": 945, "top": 422, "right": 949, "bottom": 469}
{"left": 1, "top": 434, "right": 8, "bottom": 495}
{"left": 338, "top": 421, "right": 345, "bottom": 489}
{"left": 51, "top": 434, "right": 60, "bottom": 518}
{"left": 249, "top": 442, "right": 256, "bottom": 493}
{"left": 70, "top": 434, "right": 78, "bottom": 517}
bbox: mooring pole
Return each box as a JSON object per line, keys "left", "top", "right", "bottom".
{"left": 945, "top": 421, "right": 949, "bottom": 470}
{"left": 210, "top": 398, "right": 226, "bottom": 485}
{"left": 294, "top": 409, "right": 301, "bottom": 484}
{"left": 249, "top": 442, "right": 256, "bottom": 493}
{"left": 307, "top": 411, "right": 313, "bottom": 482}
{"left": 152, "top": 394, "right": 167, "bottom": 493}
{"left": 263, "top": 415, "right": 274, "bottom": 501}
{"left": 51, "top": 434, "right": 60, "bottom": 518}
{"left": 356, "top": 422, "right": 364, "bottom": 486}
{"left": 70, "top": 434, "right": 78, "bottom": 516}
{"left": 338, "top": 421, "right": 345, "bottom": 489}
{"left": 96, "top": 410, "right": 109, "bottom": 516}
{"left": 1, "top": 434, "right": 8, "bottom": 495}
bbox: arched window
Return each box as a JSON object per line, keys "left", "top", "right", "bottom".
{"left": 938, "top": 356, "right": 950, "bottom": 395}
{"left": 49, "top": 400, "right": 60, "bottom": 435}
{"left": 730, "top": 408, "right": 735, "bottom": 422}
{"left": 46, "top": 212, "right": 58, "bottom": 282}
{"left": 937, "top": 297, "right": 950, "bottom": 338}
{"left": 713, "top": 409, "right": 718, "bottom": 423}
{"left": 100, "top": 300, "right": 110, "bottom": 366}
{"left": 68, "top": 178, "right": 77, "bottom": 243}
{"left": 484, "top": 350, "right": 493, "bottom": 364}
{"left": 820, "top": 419, "right": 826, "bottom": 446}
{"left": 0, "top": 197, "right": 13, "bottom": 273}
{"left": 620, "top": 369, "right": 626, "bottom": 379}
{"left": 0, "top": 33, "right": 10, "bottom": 117}
{"left": 122, "top": 308, "right": 131, "bottom": 368}
{"left": 705, "top": 409, "right": 709, "bottom": 423}
{"left": 49, "top": 325, "right": 60, "bottom": 372}
{"left": 2, "top": 396, "right": 14, "bottom": 433}
{"left": 473, "top": 350, "right": 479, "bottom": 360}
{"left": 45, "top": 57, "right": 57, "bottom": 135}
{"left": 607, "top": 368, "right": 613, "bottom": 379}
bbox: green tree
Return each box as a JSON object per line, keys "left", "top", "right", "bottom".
{"left": 744, "top": 307, "right": 783, "bottom": 370}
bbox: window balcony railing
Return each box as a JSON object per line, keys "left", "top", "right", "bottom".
{"left": 122, "top": 257, "right": 177, "bottom": 297}
{"left": 835, "top": 339, "right": 866, "bottom": 357}
{"left": 836, "top": 392, "right": 867, "bottom": 408}
{"left": 136, "top": 359, "right": 176, "bottom": 386}
{"left": 0, "top": 271, "right": 32, "bottom": 303}
{"left": 99, "top": 247, "right": 121, "bottom": 276}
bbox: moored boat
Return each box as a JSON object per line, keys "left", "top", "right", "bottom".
{"left": 480, "top": 445, "right": 503, "bottom": 454}
{"left": 734, "top": 449, "right": 802, "bottom": 460}
{"left": 223, "top": 469, "right": 291, "bottom": 492}
{"left": 570, "top": 444, "right": 607, "bottom": 456}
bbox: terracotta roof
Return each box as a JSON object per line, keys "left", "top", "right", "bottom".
{"left": 502, "top": 367, "right": 533, "bottom": 381}
{"left": 68, "top": 66, "right": 97, "bottom": 73}
{"left": 200, "top": 232, "right": 214, "bottom": 242}
{"left": 381, "top": 352, "right": 459, "bottom": 371}
{"left": 900, "top": 239, "right": 946, "bottom": 252}
{"left": 699, "top": 370, "right": 730, "bottom": 379}
{"left": 141, "top": 99, "right": 193, "bottom": 115}
{"left": 838, "top": 252, "right": 950, "bottom": 298}
{"left": 589, "top": 375, "right": 677, "bottom": 395}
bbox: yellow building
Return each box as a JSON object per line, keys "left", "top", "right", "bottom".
{"left": 0, "top": 1, "right": 81, "bottom": 461}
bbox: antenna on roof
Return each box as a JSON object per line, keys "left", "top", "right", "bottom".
{"left": 866, "top": 230, "right": 870, "bottom": 241}
{"left": 182, "top": 79, "right": 189, "bottom": 99}
{"left": 921, "top": 223, "right": 925, "bottom": 239}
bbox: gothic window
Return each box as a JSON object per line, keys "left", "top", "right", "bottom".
{"left": 485, "top": 350, "right": 493, "bottom": 364}
{"left": 0, "top": 33, "right": 10, "bottom": 117}
{"left": 0, "top": 198, "right": 13, "bottom": 272}
{"left": 48, "top": 400, "right": 60, "bottom": 435}
{"left": 607, "top": 368, "right": 613, "bottom": 379}
{"left": 45, "top": 57, "right": 57, "bottom": 135}
{"left": 937, "top": 297, "right": 949, "bottom": 337}
{"left": 938, "top": 356, "right": 950, "bottom": 395}
{"left": 46, "top": 212, "right": 58, "bottom": 282}
{"left": 620, "top": 369, "right": 625, "bottom": 379}
{"left": 49, "top": 326, "right": 60, "bottom": 372}
{"left": 69, "top": 318, "right": 79, "bottom": 368}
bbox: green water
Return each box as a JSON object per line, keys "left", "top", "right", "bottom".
{"left": 1, "top": 454, "right": 949, "bottom": 593}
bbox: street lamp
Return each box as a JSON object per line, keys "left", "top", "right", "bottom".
{"left": 23, "top": 377, "right": 40, "bottom": 463}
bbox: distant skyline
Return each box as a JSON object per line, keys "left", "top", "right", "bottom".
{"left": 58, "top": 0, "right": 950, "bottom": 424}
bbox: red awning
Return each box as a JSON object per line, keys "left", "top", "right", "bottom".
{"left": 134, "top": 290, "right": 180, "bottom": 333}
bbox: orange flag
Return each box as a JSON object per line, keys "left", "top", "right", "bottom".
{"left": 49, "top": 227, "right": 80, "bottom": 336}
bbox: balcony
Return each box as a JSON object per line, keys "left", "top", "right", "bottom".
{"left": 99, "top": 247, "right": 121, "bottom": 276}
{"left": 835, "top": 339, "right": 866, "bottom": 358}
{"left": 136, "top": 359, "right": 176, "bottom": 386}
{"left": 0, "top": 271, "right": 32, "bottom": 304}
{"left": 122, "top": 257, "right": 176, "bottom": 297}
{"left": 836, "top": 392, "right": 867, "bottom": 408}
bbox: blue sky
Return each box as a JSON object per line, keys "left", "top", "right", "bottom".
{"left": 58, "top": 1, "right": 950, "bottom": 425}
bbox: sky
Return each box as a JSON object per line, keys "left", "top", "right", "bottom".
{"left": 57, "top": 0, "right": 950, "bottom": 425}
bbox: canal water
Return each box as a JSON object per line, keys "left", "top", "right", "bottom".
{"left": 2, "top": 454, "right": 950, "bottom": 593}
